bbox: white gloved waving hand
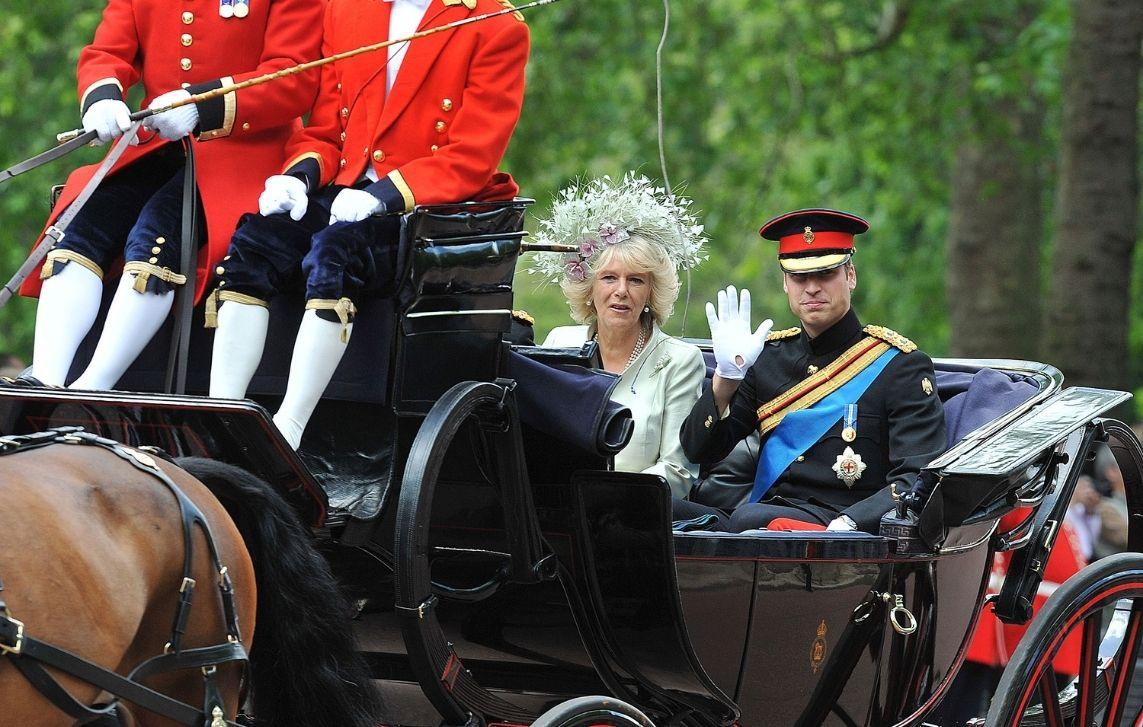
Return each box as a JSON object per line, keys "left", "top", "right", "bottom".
{"left": 329, "top": 188, "right": 383, "bottom": 224}
{"left": 258, "top": 175, "right": 309, "bottom": 221}
{"left": 143, "top": 90, "right": 199, "bottom": 141}
{"left": 82, "top": 99, "right": 133, "bottom": 145}
{"left": 706, "top": 285, "right": 773, "bottom": 380}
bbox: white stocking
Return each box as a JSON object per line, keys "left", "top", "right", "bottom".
{"left": 70, "top": 273, "right": 174, "bottom": 390}
{"left": 272, "top": 310, "right": 352, "bottom": 450}
{"left": 32, "top": 263, "right": 105, "bottom": 386}
{"left": 209, "top": 301, "right": 270, "bottom": 399}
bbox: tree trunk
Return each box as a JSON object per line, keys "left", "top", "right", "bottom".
{"left": 1043, "top": 0, "right": 1142, "bottom": 388}
{"left": 947, "top": 108, "right": 1044, "bottom": 359}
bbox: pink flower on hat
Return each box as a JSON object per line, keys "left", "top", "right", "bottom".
{"left": 565, "top": 260, "right": 587, "bottom": 281}
{"left": 599, "top": 222, "right": 629, "bottom": 246}
{"left": 578, "top": 238, "right": 597, "bottom": 258}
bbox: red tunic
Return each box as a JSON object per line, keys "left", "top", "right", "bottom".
{"left": 280, "top": 0, "right": 529, "bottom": 212}
{"left": 965, "top": 510, "right": 1087, "bottom": 675}
{"left": 21, "top": 0, "right": 324, "bottom": 302}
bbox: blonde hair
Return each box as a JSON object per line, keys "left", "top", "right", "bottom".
{"left": 560, "top": 235, "right": 680, "bottom": 326}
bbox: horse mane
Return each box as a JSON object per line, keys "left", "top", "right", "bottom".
{"left": 176, "top": 457, "right": 385, "bottom": 727}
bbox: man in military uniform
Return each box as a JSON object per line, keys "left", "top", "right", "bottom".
{"left": 207, "top": 0, "right": 529, "bottom": 450}
{"left": 23, "top": 0, "right": 324, "bottom": 388}
{"left": 679, "top": 209, "right": 946, "bottom": 533}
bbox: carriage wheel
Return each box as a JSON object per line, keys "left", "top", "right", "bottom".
{"left": 985, "top": 552, "right": 1143, "bottom": 727}
{"left": 530, "top": 696, "right": 655, "bottom": 727}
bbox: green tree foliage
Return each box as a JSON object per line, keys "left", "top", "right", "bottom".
{"left": 0, "top": 4, "right": 105, "bottom": 361}
{"left": 509, "top": 0, "right": 1077, "bottom": 356}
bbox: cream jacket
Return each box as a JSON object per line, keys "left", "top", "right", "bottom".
{"left": 543, "top": 324, "right": 706, "bottom": 498}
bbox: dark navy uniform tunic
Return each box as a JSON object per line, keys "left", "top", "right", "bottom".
{"left": 680, "top": 308, "right": 946, "bottom": 532}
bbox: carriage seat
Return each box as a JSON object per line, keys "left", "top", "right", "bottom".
{"left": 687, "top": 358, "right": 1039, "bottom": 512}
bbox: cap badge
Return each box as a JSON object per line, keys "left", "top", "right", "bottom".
{"left": 922, "top": 377, "right": 933, "bottom": 396}
{"left": 803, "top": 226, "right": 815, "bottom": 244}
{"left": 833, "top": 446, "right": 866, "bottom": 487}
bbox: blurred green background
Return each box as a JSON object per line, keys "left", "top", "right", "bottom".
{"left": 1, "top": 0, "right": 1141, "bottom": 415}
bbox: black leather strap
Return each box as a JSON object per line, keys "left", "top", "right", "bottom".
{"left": 11, "top": 636, "right": 241, "bottom": 726}
{"left": 0, "top": 431, "right": 248, "bottom": 725}
{"left": 0, "top": 123, "right": 141, "bottom": 309}
{"left": 0, "top": 130, "right": 100, "bottom": 185}
{"left": 165, "top": 137, "right": 198, "bottom": 395}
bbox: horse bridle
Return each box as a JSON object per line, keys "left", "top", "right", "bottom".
{"left": 0, "top": 427, "right": 248, "bottom": 727}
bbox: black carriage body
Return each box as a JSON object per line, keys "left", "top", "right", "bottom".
{"left": 3, "top": 202, "right": 1143, "bottom": 726}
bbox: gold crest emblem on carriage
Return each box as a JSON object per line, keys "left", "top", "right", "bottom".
{"left": 811, "top": 619, "right": 828, "bottom": 673}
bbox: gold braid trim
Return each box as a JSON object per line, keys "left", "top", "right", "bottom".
{"left": 386, "top": 170, "right": 416, "bottom": 211}
{"left": 283, "top": 151, "right": 325, "bottom": 180}
{"left": 766, "top": 326, "right": 801, "bottom": 342}
{"left": 122, "top": 261, "right": 187, "bottom": 293}
{"left": 203, "top": 289, "right": 269, "bottom": 328}
{"left": 862, "top": 324, "right": 916, "bottom": 353}
{"left": 199, "top": 75, "right": 236, "bottom": 141}
{"left": 306, "top": 297, "right": 357, "bottom": 342}
{"left": 756, "top": 337, "right": 892, "bottom": 436}
{"left": 40, "top": 250, "right": 103, "bottom": 281}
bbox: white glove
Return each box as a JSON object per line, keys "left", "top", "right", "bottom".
{"left": 329, "top": 188, "right": 384, "bottom": 224}
{"left": 827, "top": 516, "right": 857, "bottom": 532}
{"left": 705, "top": 285, "right": 773, "bottom": 380}
{"left": 258, "top": 175, "right": 309, "bottom": 221}
{"left": 143, "top": 89, "right": 199, "bottom": 141}
{"left": 82, "top": 99, "right": 133, "bottom": 145}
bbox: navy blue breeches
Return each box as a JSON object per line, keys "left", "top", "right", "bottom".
{"left": 217, "top": 183, "right": 401, "bottom": 319}
{"left": 45, "top": 144, "right": 204, "bottom": 293}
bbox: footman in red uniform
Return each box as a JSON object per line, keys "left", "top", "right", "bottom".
{"left": 207, "top": 0, "right": 530, "bottom": 449}
{"left": 21, "top": 0, "right": 323, "bottom": 390}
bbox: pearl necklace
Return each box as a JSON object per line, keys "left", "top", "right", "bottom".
{"left": 596, "top": 324, "right": 647, "bottom": 374}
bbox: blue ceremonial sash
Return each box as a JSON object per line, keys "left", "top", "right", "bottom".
{"left": 750, "top": 347, "right": 899, "bottom": 502}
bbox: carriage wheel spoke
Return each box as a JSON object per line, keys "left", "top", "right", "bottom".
{"left": 1037, "top": 670, "right": 1067, "bottom": 727}
{"left": 1104, "top": 602, "right": 1143, "bottom": 727}
{"left": 1077, "top": 608, "right": 1104, "bottom": 727}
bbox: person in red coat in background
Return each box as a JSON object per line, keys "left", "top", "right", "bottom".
{"left": 936, "top": 507, "right": 1087, "bottom": 723}
{"left": 21, "top": 0, "right": 323, "bottom": 389}
{"left": 207, "top": 0, "right": 530, "bottom": 449}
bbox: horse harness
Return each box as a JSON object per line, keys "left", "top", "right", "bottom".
{"left": 0, "top": 428, "right": 248, "bottom": 727}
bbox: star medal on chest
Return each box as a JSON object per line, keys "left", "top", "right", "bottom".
{"left": 833, "top": 446, "right": 866, "bottom": 488}
{"left": 841, "top": 403, "right": 857, "bottom": 442}
{"left": 219, "top": 0, "right": 234, "bottom": 17}
{"left": 234, "top": 0, "right": 250, "bottom": 18}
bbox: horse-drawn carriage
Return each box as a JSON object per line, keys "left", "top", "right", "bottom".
{"left": 0, "top": 200, "right": 1141, "bottom": 727}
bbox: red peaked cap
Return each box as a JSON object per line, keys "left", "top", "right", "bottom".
{"left": 758, "top": 208, "right": 870, "bottom": 273}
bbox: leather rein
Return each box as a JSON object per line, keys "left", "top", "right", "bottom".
{"left": 0, "top": 428, "right": 247, "bottom": 727}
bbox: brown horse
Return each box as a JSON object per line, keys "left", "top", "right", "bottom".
{"left": 0, "top": 435, "right": 383, "bottom": 727}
